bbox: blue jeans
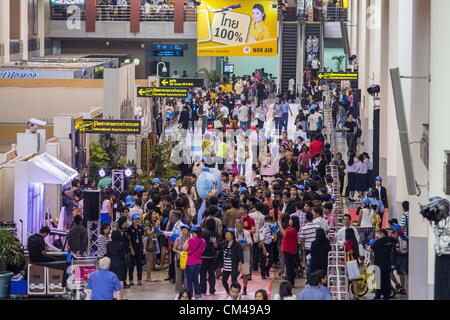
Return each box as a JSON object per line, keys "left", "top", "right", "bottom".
{"left": 240, "top": 121, "right": 251, "bottom": 132}
{"left": 282, "top": 113, "right": 289, "bottom": 132}
{"left": 185, "top": 264, "right": 202, "bottom": 297}
{"left": 274, "top": 117, "right": 283, "bottom": 134}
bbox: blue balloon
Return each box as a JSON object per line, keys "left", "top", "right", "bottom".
{"left": 196, "top": 168, "right": 221, "bottom": 199}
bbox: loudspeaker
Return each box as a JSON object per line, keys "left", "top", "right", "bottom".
{"left": 390, "top": 68, "right": 417, "bottom": 195}
{"left": 83, "top": 190, "right": 100, "bottom": 221}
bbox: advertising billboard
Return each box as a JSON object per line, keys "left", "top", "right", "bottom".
{"left": 197, "top": 0, "right": 278, "bottom": 56}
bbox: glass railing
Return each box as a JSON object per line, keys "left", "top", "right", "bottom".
{"left": 50, "top": 5, "right": 197, "bottom": 22}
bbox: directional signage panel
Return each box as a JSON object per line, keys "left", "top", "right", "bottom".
{"left": 159, "top": 78, "right": 204, "bottom": 88}
{"left": 317, "top": 72, "right": 359, "bottom": 81}
{"left": 137, "top": 87, "right": 189, "bottom": 98}
{"left": 75, "top": 119, "right": 141, "bottom": 134}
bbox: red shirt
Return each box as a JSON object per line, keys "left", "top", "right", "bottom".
{"left": 309, "top": 140, "right": 324, "bottom": 157}
{"left": 281, "top": 227, "right": 298, "bottom": 254}
{"left": 241, "top": 215, "right": 255, "bottom": 240}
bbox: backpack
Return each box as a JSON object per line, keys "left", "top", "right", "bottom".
{"left": 396, "top": 237, "right": 408, "bottom": 254}
{"left": 317, "top": 115, "right": 323, "bottom": 130}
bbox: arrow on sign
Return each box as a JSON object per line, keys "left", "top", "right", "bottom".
{"left": 161, "top": 79, "right": 169, "bottom": 86}
{"left": 318, "top": 73, "right": 324, "bottom": 80}
{"left": 138, "top": 88, "right": 146, "bottom": 96}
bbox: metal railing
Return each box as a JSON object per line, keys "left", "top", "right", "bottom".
{"left": 140, "top": 6, "right": 175, "bottom": 22}
{"left": 97, "top": 5, "right": 131, "bottom": 21}
{"left": 184, "top": 7, "right": 197, "bottom": 22}
{"left": 322, "top": 7, "right": 348, "bottom": 22}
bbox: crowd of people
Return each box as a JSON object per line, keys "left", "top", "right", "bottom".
{"left": 22, "top": 64, "right": 410, "bottom": 301}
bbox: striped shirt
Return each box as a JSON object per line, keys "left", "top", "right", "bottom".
{"left": 97, "top": 235, "right": 110, "bottom": 258}
{"left": 300, "top": 222, "right": 320, "bottom": 251}
{"left": 291, "top": 211, "right": 307, "bottom": 228}
{"left": 400, "top": 212, "right": 409, "bottom": 238}
{"left": 223, "top": 245, "right": 232, "bottom": 272}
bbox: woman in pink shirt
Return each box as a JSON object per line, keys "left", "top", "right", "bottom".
{"left": 183, "top": 226, "right": 206, "bottom": 299}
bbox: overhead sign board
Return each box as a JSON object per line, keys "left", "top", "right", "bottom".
{"left": 159, "top": 78, "right": 205, "bottom": 88}
{"left": 75, "top": 119, "right": 141, "bottom": 134}
{"left": 137, "top": 87, "right": 189, "bottom": 98}
{"left": 317, "top": 72, "right": 359, "bottom": 81}
{"left": 197, "top": 0, "right": 278, "bottom": 56}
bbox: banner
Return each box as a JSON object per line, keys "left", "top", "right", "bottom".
{"left": 197, "top": 0, "right": 278, "bottom": 57}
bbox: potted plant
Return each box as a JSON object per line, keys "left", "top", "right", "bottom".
{"left": 332, "top": 55, "right": 346, "bottom": 72}
{"left": 0, "top": 230, "right": 24, "bottom": 298}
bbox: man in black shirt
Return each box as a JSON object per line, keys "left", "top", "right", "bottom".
{"left": 370, "top": 229, "right": 396, "bottom": 300}
{"left": 343, "top": 114, "right": 357, "bottom": 153}
{"left": 127, "top": 215, "right": 145, "bottom": 286}
{"left": 27, "top": 226, "right": 68, "bottom": 287}
{"left": 279, "top": 151, "right": 299, "bottom": 180}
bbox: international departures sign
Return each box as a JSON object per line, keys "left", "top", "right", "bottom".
{"left": 159, "top": 78, "right": 205, "bottom": 88}
{"left": 317, "top": 72, "right": 359, "bottom": 81}
{"left": 75, "top": 119, "right": 141, "bottom": 134}
{"left": 137, "top": 87, "right": 189, "bottom": 98}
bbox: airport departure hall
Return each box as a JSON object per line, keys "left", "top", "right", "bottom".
{"left": 0, "top": 0, "right": 449, "bottom": 309}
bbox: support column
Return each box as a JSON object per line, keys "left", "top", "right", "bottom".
{"left": 429, "top": 0, "right": 450, "bottom": 300}
{"left": 38, "top": 0, "right": 45, "bottom": 57}
{"left": 130, "top": 0, "right": 140, "bottom": 33}
{"left": 20, "top": 0, "right": 29, "bottom": 60}
{"left": 0, "top": 0, "right": 10, "bottom": 63}
{"left": 174, "top": 0, "right": 184, "bottom": 33}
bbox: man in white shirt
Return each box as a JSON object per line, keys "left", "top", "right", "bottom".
{"left": 336, "top": 214, "right": 362, "bottom": 244}
{"left": 312, "top": 206, "right": 329, "bottom": 233}
{"left": 220, "top": 104, "right": 229, "bottom": 123}
{"left": 249, "top": 202, "right": 266, "bottom": 273}
{"left": 238, "top": 102, "right": 250, "bottom": 131}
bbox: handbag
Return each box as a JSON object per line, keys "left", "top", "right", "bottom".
{"left": 346, "top": 257, "right": 361, "bottom": 280}
{"left": 180, "top": 239, "right": 204, "bottom": 270}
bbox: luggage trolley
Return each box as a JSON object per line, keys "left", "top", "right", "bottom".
{"left": 66, "top": 255, "right": 98, "bottom": 300}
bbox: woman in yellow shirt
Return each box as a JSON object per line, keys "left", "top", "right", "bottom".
{"left": 248, "top": 4, "right": 271, "bottom": 43}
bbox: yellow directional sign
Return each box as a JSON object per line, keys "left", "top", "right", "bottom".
{"left": 137, "top": 87, "right": 189, "bottom": 98}
{"left": 159, "top": 78, "right": 204, "bottom": 88}
{"left": 317, "top": 72, "right": 359, "bottom": 81}
{"left": 75, "top": 119, "right": 141, "bottom": 134}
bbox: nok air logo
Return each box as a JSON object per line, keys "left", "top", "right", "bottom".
{"left": 197, "top": 0, "right": 278, "bottom": 57}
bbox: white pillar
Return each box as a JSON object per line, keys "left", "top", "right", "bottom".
{"left": 428, "top": 0, "right": 450, "bottom": 298}
{"left": 0, "top": 0, "right": 10, "bottom": 63}
{"left": 38, "top": 0, "right": 45, "bottom": 57}
{"left": 20, "top": 0, "right": 29, "bottom": 60}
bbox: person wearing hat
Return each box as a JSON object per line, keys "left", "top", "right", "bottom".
{"left": 390, "top": 221, "right": 408, "bottom": 295}
{"left": 173, "top": 224, "right": 191, "bottom": 292}
{"left": 168, "top": 178, "right": 179, "bottom": 200}
{"left": 219, "top": 228, "right": 244, "bottom": 295}
{"left": 182, "top": 226, "right": 206, "bottom": 299}
{"left": 127, "top": 214, "right": 145, "bottom": 286}
{"left": 235, "top": 219, "right": 253, "bottom": 295}
{"left": 152, "top": 177, "right": 161, "bottom": 188}
{"left": 371, "top": 176, "right": 389, "bottom": 220}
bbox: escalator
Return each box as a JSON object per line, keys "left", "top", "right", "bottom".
{"left": 280, "top": 21, "right": 299, "bottom": 95}
{"left": 304, "top": 22, "right": 322, "bottom": 69}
